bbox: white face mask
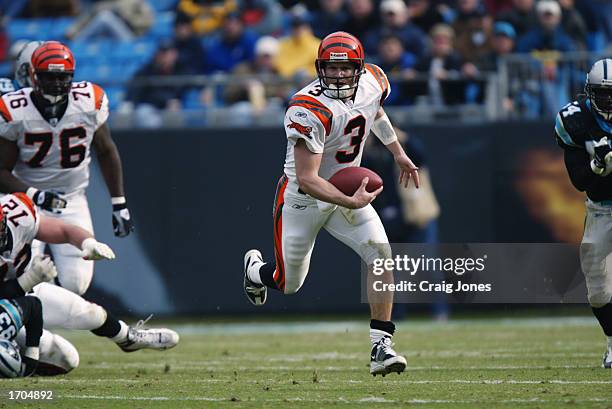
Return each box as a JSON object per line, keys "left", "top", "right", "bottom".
{"left": 324, "top": 83, "right": 354, "bottom": 99}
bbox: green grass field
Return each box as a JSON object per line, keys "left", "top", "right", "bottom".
{"left": 1, "top": 316, "right": 611, "bottom": 408}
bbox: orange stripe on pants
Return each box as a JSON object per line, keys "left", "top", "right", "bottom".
{"left": 272, "top": 175, "right": 288, "bottom": 290}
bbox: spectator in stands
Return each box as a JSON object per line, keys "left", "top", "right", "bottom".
{"left": 275, "top": 10, "right": 320, "bottom": 79}
{"left": 26, "top": 0, "right": 79, "bottom": 17}
{"left": 66, "top": 0, "right": 154, "bottom": 41}
{"left": 374, "top": 34, "right": 417, "bottom": 105}
{"left": 516, "top": 0, "right": 575, "bottom": 53}
{"left": 0, "top": 0, "right": 28, "bottom": 18}
{"left": 406, "top": 0, "right": 453, "bottom": 35}
{"left": 496, "top": 0, "right": 538, "bottom": 37}
{"left": 453, "top": 1, "right": 494, "bottom": 64}
{"left": 341, "top": 0, "right": 380, "bottom": 41}
{"left": 311, "top": 0, "right": 349, "bottom": 39}
{"left": 517, "top": 1, "right": 575, "bottom": 116}
{"left": 224, "top": 36, "right": 289, "bottom": 123}
{"left": 127, "top": 40, "right": 192, "bottom": 127}
{"left": 237, "top": 0, "right": 283, "bottom": 35}
{"left": 413, "top": 24, "right": 478, "bottom": 105}
{"left": 177, "top": 0, "right": 238, "bottom": 35}
{"left": 558, "top": 0, "right": 588, "bottom": 50}
{"left": 205, "top": 12, "right": 258, "bottom": 73}
{"left": 0, "top": 13, "right": 7, "bottom": 63}
{"left": 477, "top": 21, "right": 515, "bottom": 72}
{"left": 174, "top": 12, "right": 208, "bottom": 73}
{"left": 483, "top": 0, "right": 513, "bottom": 14}
{"left": 364, "top": 0, "right": 427, "bottom": 60}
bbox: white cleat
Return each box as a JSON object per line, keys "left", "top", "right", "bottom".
{"left": 118, "top": 315, "right": 179, "bottom": 353}
{"left": 603, "top": 347, "right": 612, "bottom": 369}
{"left": 370, "top": 336, "right": 407, "bottom": 376}
{"left": 244, "top": 249, "right": 267, "bottom": 306}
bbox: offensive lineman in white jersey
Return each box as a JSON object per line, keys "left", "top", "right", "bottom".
{"left": 0, "top": 41, "right": 134, "bottom": 295}
{"left": 243, "top": 32, "right": 420, "bottom": 376}
{"left": 0, "top": 192, "right": 179, "bottom": 375}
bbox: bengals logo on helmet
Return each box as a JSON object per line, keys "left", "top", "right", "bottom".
{"left": 287, "top": 120, "right": 313, "bottom": 138}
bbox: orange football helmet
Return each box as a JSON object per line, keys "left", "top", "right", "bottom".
{"left": 30, "top": 41, "right": 75, "bottom": 103}
{"left": 315, "top": 31, "right": 365, "bottom": 99}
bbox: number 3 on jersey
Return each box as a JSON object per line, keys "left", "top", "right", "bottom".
{"left": 335, "top": 115, "right": 366, "bottom": 163}
{"left": 25, "top": 127, "right": 87, "bottom": 168}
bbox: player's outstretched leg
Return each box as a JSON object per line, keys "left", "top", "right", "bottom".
{"left": 244, "top": 249, "right": 267, "bottom": 306}
{"left": 591, "top": 304, "right": 612, "bottom": 368}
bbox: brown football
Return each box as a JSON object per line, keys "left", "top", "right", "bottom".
{"left": 328, "top": 167, "right": 383, "bottom": 196}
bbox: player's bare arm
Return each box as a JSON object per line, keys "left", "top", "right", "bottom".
{"left": 294, "top": 139, "right": 382, "bottom": 209}
{"left": 92, "top": 122, "right": 134, "bottom": 237}
{"left": 36, "top": 214, "right": 115, "bottom": 260}
{"left": 0, "top": 137, "right": 28, "bottom": 193}
{"left": 93, "top": 122, "right": 125, "bottom": 198}
{"left": 372, "top": 108, "right": 420, "bottom": 189}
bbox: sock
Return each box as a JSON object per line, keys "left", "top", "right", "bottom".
{"left": 370, "top": 319, "right": 395, "bottom": 344}
{"left": 91, "top": 312, "right": 128, "bottom": 343}
{"left": 592, "top": 303, "right": 612, "bottom": 336}
{"left": 258, "top": 262, "right": 279, "bottom": 290}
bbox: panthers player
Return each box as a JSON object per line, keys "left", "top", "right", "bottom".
{"left": 0, "top": 295, "right": 43, "bottom": 377}
{"left": 243, "top": 32, "right": 419, "bottom": 376}
{"left": 0, "top": 192, "right": 179, "bottom": 375}
{"left": 555, "top": 58, "right": 612, "bottom": 368}
{"left": 0, "top": 41, "right": 134, "bottom": 295}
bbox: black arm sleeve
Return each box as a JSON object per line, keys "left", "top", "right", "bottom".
{"left": 0, "top": 279, "right": 25, "bottom": 299}
{"left": 13, "top": 296, "right": 43, "bottom": 348}
{"left": 563, "top": 145, "right": 595, "bottom": 192}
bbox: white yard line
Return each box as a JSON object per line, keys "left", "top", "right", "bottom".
{"left": 57, "top": 395, "right": 611, "bottom": 404}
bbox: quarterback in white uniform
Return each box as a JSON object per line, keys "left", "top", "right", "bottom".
{"left": 0, "top": 41, "right": 133, "bottom": 295}
{"left": 244, "top": 32, "right": 420, "bottom": 376}
{"left": 0, "top": 192, "right": 178, "bottom": 375}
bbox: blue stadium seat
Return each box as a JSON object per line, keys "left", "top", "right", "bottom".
{"left": 8, "top": 18, "right": 74, "bottom": 41}
{"left": 104, "top": 86, "right": 126, "bottom": 110}
{"left": 148, "top": 11, "right": 175, "bottom": 39}
{"left": 149, "top": 0, "right": 178, "bottom": 12}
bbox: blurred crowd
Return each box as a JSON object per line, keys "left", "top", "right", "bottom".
{"left": 0, "top": 0, "right": 610, "bottom": 124}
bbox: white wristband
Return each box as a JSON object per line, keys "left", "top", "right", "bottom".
{"left": 81, "top": 237, "right": 97, "bottom": 250}
{"left": 111, "top": 196, "right": 126, "bottom": 205}
{"left": 16, "top": 271, "right": 37, "bottom": 293}
{"left": 371, "top": 112, "right": 398, "bottom": 145}
{"left": 26, "top": 187, "right": 38, "bottom": 200}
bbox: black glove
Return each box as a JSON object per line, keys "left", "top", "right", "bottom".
{"left": 590, "top": 137, "right": 612, "bottom": 176}
{"left": 27, "top": 188, "right": 67, "bottom": 213}
{"left": 21, "top": 356, "right": 38, "bottom": 377}
{"left": 112, "top": 202, "right": 134, "bottom": 237}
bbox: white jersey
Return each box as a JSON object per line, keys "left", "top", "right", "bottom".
{"left": 0, "top": 193, "right": 39, "bottom": 281}
{"left": 0, "top": 82, "right": 109, "bottom": 193}
{"left": 283, "top": 63, "right": 390, "bottom": 196}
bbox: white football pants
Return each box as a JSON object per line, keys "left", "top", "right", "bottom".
{"left": 31, "top": 190, "right": 94, "bottom": 295}
{"left": 271, "top": 176, "right": 391, "bottom": 294}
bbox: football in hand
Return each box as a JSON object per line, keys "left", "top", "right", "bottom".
{"left": 328, "top": 167, "right": 383, "bottom": 196}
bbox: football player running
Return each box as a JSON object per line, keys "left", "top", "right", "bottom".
{"left": 555, "top": 58, "right": 612, "bottom": 368}
{"left": 0, "top": 192, "right": 179, "bottom": 375}
{"left": 0, "top": 41, "right": 134, "bottom": 296}
{"left": 244, "top": 32, "right": 419, "bottom": 376}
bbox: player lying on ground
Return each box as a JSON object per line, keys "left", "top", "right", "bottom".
{"left": 0, "top": 193, "right": 179, "bottom": 375}
{"left": 0, "top": 40, "right": 133, "bottom": 296}
{"left": 555, "top": 58, "right": 612, "bottom": 368}
{"left": 244, "top": 32, "right": 419, "bottom": 376}
{"left": 0, "top": 296, "right": 43, "bottom": 377}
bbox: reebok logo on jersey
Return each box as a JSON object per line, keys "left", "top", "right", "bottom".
{"left": 287, "top": 120, "right": 312, "bottom": 139}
